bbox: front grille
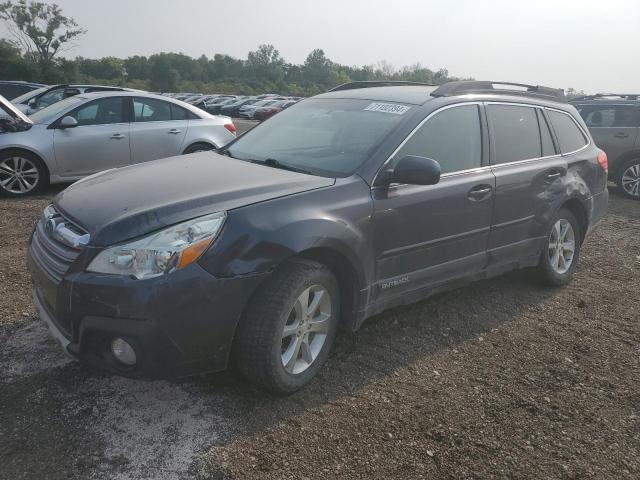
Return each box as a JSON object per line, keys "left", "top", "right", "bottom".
{"left": 29, "top": 207, "right": 88, "bottom": 283}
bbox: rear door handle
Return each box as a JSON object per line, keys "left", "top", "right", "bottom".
{"left": 614, "top": 132, "right": 629, "bottom": 138}
{"left": 168, "top": 129, "right": 182, "bottom": 134}
{"left": 110, "top": 133, "right": 125, "bottom": 139}
{"left": 545, "top": 172, "right": 562, "bottom": 180}
{"left": 468, "top": 184, "right": 493, "bottom": 201}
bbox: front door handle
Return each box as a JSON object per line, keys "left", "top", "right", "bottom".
{"left": 110, "top": 133, "right": 125, "bottom": 139}
{"left": 168, "top": 129, "right": 182, "bottom": 134}
{"left": 545, "top": 172, "right": 562, "bottom": 180}
{"left": 614, "top": 132, "right": 629, "bottom": 138}
{"left": 468, "top": 184, "right": 493, "bottom": 202}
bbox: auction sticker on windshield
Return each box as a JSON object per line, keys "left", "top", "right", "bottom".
{"left": 364, "top": 102, "right": 411, "bottom": 115}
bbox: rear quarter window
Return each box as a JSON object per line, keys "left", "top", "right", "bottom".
{"left": 547, "top": 110, "right": 588, "bottom": 154}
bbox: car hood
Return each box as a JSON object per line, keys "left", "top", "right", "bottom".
{"left": 0, "top": 94, "right": 32, "bottom": 125}
{"left": 54, "top": 152, "right": 335, "bottom": 246}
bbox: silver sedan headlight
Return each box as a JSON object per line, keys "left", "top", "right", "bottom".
{"left": 87, "top": 212, "right": 226, "bottom": 279}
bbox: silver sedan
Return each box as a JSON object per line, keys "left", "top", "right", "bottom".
{"left": 0, "top": 91, "right": 237, "bottom": 197}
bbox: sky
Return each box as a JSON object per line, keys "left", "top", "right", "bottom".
{"left": 1, "top": 0, "right": 639, "bottom": 93}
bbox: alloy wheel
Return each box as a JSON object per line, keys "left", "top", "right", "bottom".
{"left": 281, "top": 285, "right": 332, "bottom": 375}
{"left": 0, "top": 156, "right": 39, "bottom": 194}
{"left": 621, "top": 163, "right": 640, "bottom": 198}
{"left": 548, "top": 219, "right": 576, "bottom": 275}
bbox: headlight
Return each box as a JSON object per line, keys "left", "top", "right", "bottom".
{"left": 87, "top": 212, "right": 226, "bottom": 279}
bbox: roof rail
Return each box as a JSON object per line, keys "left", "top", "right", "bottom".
{"left": 431, "top": 81, "right": 567, "bottom": 102}
{"left": 329, "top": 80, "right": 436, "bottom": 92}
{"left": 570, "top": 93, "right": 640, "bottom": 101}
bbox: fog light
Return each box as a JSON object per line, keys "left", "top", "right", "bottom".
{"left": 111, "top": 338, "right": 137, "bottom": 366}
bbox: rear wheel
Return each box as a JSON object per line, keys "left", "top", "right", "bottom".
{"left": 535, "top": 208, "right": 581, "bottom": 287}
{"left": 616, "top": 158, "right": 640, "bottom": 200}
{"left": 0, "top": 150, "right": 47, "bottom": 197}
{"left": 234, "top": 259, "right": 340, "bottom": 394}
{"left": 183, "top": 142, "right": 215, "bottom": 154}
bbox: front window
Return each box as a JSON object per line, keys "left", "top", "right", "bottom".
{"left": 68, "top": 97, "right": 127, "bottom": 126}
{"left": 393, "top": 104, "right": 482, "bottom": 173}
{"left": 227, "top": 98, "right": 410, "bottom": 177}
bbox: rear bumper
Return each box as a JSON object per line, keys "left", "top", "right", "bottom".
{"left": 28, "top": 252, "right": 268, "bottom": 379}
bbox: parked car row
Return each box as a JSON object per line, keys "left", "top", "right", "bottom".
{"left": 161, "top": 92, "right": 303, "bottom": 119}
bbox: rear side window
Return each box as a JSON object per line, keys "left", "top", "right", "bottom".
{"left": 170, "top": 103, "right": 199, "bottom": 120}
{"left": 576, "top": 105, "right": 639, "bottom": 128}
{"left": 394, "top": 104, "right": 482, "bottom": 174}
{"left": 133, "top": 97, "right": 172, "bottom": 122}
{"left": 488, "top": 104, "right": 542, "bottom": 164}
{"left": 547, "top": 110, "right": 588, "bottom": 154}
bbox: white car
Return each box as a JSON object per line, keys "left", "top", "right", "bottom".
{"left": 0, "top": 91, "right": 236, "bottom": 197}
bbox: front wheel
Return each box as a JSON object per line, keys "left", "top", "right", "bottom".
{"left": 234, "top": 259, "right": 340, "bottom": 394}
{"left": 0, "top": 150, "right": 47, "bottom": 197}
{"left": 616, "top": 158, "right": 640, "bottom": 200}
{"left": 535, "top": 208, "right": 581, "bottom": 287}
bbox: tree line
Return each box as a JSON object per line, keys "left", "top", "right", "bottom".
{"left": 0, "top": 39, "right": 462, "bottom": 95}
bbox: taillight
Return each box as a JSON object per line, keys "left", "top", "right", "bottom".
{"left": 597, "top": 150, "right": 608, "bottom": 172}
{"left": 224, "top": 122, "right": 236, "bottom": 134}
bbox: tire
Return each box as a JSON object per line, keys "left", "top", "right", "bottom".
{"left": 234, "top": 259, "right": 340, "bottom": 394}
{"left": 183, "top": 143, "right": 215, "bottom": 154}
{"left": 616, "top": 158, "right": 640, "bottom": 200}
{"left": 535, "top": 208, "right": 582, "bottom": 287}
{"left": 0, "top": 149, "right": 47, "bottom": 197}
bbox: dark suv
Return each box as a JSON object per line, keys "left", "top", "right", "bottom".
{"left": 570, "top": 94, "right": 640, "bottom": 199}
{"left": 27, "top": 81, "right": 608, "bottom": 394}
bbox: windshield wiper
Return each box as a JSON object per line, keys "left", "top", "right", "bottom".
{"left": 249, "top": 158, "right": 315, "bottom": 175}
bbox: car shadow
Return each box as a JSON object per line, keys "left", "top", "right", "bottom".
{"left": 181, "top": 267, "right": 561, "bottom": 445}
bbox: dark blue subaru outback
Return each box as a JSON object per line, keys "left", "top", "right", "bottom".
{"left": 28, "top": 81, "right": 608, "bottom": 394}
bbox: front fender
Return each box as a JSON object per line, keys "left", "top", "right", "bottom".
{"left": 198, "top": 177, "right": 374, "bottom": 287}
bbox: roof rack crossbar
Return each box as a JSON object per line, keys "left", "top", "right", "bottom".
{"left": 430, "top": 81, "right": 566, "bottom": 102}
{"left": 329, "top": 81, "right": 436, "bottom": 92}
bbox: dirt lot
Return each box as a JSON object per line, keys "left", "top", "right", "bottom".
{"left": 0, "top": 187, "right": 638, "bottom": 480}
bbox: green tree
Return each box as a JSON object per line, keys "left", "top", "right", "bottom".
{"left": 246, "top": 44, "right": 285, "bottom": 84}
{"left": 0, "top": 37, "right": 37, "bottom": 79}
{"left": 78, "top": 56, "right": 126, "bottom": 82}
{"left": 0, "top": 0, "right": 86, "bottom": 81}
{"left": 149, "top": 53, "right": 179, "bottom": 92}
{"left": 302, "top": 48, "right": 332, "bottom": 86}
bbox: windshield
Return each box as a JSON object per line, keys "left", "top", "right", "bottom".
{"left": 11, "top": 86, "right": 49, "bottom": 105}
{"left": 29, "top": 95, "right": 85, "bottom": 124}
{"left": 227, "top": 98, "right": 410, "bottom": 177}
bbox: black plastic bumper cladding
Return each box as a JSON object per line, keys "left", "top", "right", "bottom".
{"left": 27, "top": 252, "right": 268, "bottom": 379}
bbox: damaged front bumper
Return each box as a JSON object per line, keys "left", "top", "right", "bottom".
{"left": 27, "top": 251, "right": 268, "bottom": 379}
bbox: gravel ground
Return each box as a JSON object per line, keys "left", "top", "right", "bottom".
{"left": 0, "top": 187, "right": 638, "bottom": 480}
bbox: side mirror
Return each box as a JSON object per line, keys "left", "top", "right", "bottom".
{"left": 28, "top": 98, "right": 38, "bottom": 108}
{"left": 59, "top": 116, "right": 78, "bottom": 129}
{"left": 380, "top": 155, "right": 441, "bottom": 186}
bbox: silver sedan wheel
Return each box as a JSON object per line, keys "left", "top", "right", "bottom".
{"left": 548, "top": 219, "right": 576, "bottom": 275}
{"left": 621, "top": 163, "right": 640, "bottom": 198}
{"left": 0, "top": 156, "right": 39, "bottom": 194}
{"left": 281, "top": 285, "right": 332, "bottom": 375}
